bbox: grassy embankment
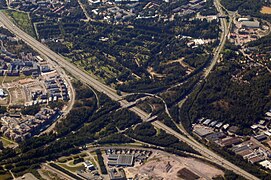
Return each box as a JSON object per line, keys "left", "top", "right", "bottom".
{"left": 3, "top": 10, "right": 35, "bottom": 37}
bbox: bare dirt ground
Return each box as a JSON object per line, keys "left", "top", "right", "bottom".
{"left": 147, "top": 67, "right": 164, "bottom": 79}
{"left": 0, "top": 96, "right": 9, "bottom": 105}
{"left": 261, "top": 6, "right": 271, "bottom": 14}
{"left": 9, "top": 87, "right": 25, "bottom": 105}
{"left": 166, "top": 57, "right": 195, "bottom": 74}
{"left": 16, "top": 173, "right": 38, "bottom": 180}
{"left": 125, "top": 151, "right": 223, "bottom": 180}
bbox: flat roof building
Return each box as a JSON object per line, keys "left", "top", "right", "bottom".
{"left": 259, "top": 160, "right": 271, "bottom": 170}
{"left": 0, "top": 89, "right": 6, "bottom": 97}
{"left": 215, "top": 122, "right": 223, "bottom": 129}
{"left": 254, "top": 134, "right": 268, "bottom": 142}
{"left": 83, "top": 161, "right": 95, "bottom": 171}
{"left": 205, "top": 132, "right": 226, "bottom": 142}
{"left": 108, "top": 168, "right": 126, "bottom": 180}
{"left": 193, "top": 125, "right": 213, "bottom": 138}
{"left": 241, "top": 20, "right": 260, "bottom": 28}
{"left": 216, "top": 136, "right": 242, "bottom": 147}
{"left": 238, "top": 17, "right": 251, "bottom": 22}
{"left": 108, "top": 154, "right": 134, "bottom": 166}
{"left": 203, "top": 119, "right": 211, "bottom": 126}
{"left": 249, "top": 156, "right": 265, "bottom": 164}
{"left": 209, "top": 121, "right": 217, "bottom": 127}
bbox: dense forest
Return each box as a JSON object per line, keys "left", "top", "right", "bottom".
{"left": 127, "top": 122, "right": 198, "bottom": 154}
{"left": 31, "top": 4, "right": 219, "bottom": 93}
{"left": 0, "top": 1, "right": 7, "bottom": 9}
{"left": 200, "top": 0, "right": 217, "bottom": 16}
{"left": 186, "top": 41, "right": 271, "bottom": 134}
{"left": 221, "top": 0, "right": 271, "bottom": 21}
{"left": 221, "top": 0, "right": 263, "bottom": 12}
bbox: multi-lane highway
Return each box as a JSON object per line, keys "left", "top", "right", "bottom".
{"left": 176, "top": 0, "right": 230, "bottom": 138}
{"left": 0, "top": 5, "right": 259, "bottom": 179}
{"left": 203, "top": 0, "right": 229, "bottom": 78}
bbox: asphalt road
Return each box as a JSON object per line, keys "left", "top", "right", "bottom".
{"left": 153, "top": 121, "right": 259, "bottom": 180}
{"left": 203, "top": 0, "right": 229, "bottom": 78}
{"left": 0, "top": 8, "right": 259, "bottom": 180}
{"left": 42, "top": 163, "right": 76, "bottom": 180}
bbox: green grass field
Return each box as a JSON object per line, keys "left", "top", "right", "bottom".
{"left": 3, "top": 75, "right": 30, "bottom": 83}
{"left": 1, "top": 136, "right": 16, "bottom": 147}
{"left": 4, "top": 10, "right": 35, "bottom": 37}
{"left": 0, "top": 173, "right": 12, "bottom": 180}
{"left": 57, "top": 163, "right": 85, "bottom": 172}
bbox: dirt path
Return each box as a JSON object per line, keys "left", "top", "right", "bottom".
{"left": 166, "top": 57, "right": 195, "bottom": 74}
{"left": 147, "top": 67, "right": 164, "bottom": 79}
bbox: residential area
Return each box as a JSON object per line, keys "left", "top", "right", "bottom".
{"left": 229, "top": 16, "right": 270, "bottom": 46}
{"left": 0, "top": 25, "right": 71, "bottom": 142}
{"left": 0, "top": 107, "right": 60, "bottom": 142}
{"left": 0, "top": 29, "right": 70, "bottom": 105}
{"left": 84, "top": 0, "right": 207, "bottom": 24}
{"left": 8, "top": 0, "right": 71, "bottom": 17}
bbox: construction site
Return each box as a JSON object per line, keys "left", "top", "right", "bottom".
{"left": 121, "top": 150, "right": 223, "bottom": 179}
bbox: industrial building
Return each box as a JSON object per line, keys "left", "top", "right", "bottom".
{"left": 108, "top": 154, "right": 134, "bottom": 167}
{"left": 241, "top": 20, "right": 260, "bottom": 28}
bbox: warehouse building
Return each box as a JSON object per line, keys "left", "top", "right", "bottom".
{"left": 241, "top": 20, "right": 260, "bottom": 28}
{"left": 108, "top": 154, "right": 134, "bottom": 167}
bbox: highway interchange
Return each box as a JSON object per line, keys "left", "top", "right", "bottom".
{"left": 0, "top": 0, "right": 259, "bottom": 179}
